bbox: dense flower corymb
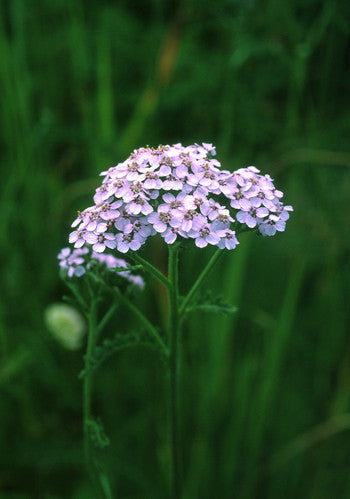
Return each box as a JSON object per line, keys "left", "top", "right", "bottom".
{"left": 68, "top": 143, "right": 292, "bottom": 253}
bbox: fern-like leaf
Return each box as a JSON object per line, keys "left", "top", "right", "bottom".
{"left": 79, "top": 330, "right": 159, "bottom": 378}
{"left": 184, "top": 290, "right": 237, "bottom": 316}
{"left": 87, "top": 416, "right": 110, "bottom": 448}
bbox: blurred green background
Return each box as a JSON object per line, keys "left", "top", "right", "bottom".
{"left": 1, "top": 0, "right": 350, "bottom": 497}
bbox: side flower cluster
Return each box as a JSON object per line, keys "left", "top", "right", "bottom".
{"left": 69, "top": 143, "right": 293, "bottom": 254}
{"left": 58, "top": 247, "right": 144, "bottom": 289}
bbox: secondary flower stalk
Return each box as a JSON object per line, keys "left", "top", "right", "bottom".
{"left": 58, "top": 248, "right": 144, "bottom": 498}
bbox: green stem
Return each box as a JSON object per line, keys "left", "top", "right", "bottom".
{"left": 97, "top": 301, "right": 118, "bottom": 335}
{"left": 115, "top": 288, "right": 169, "bottom": 357}
{"left": 128, "top": 252, "right": 171, "bottom": 289}
{"left": 66, "top": 280, "right": 88, "bottom": 312}
{"left": 179, "top": 248, "right": 224, "bottom": 317}
{"left": 168, "top": 245, "right": 181, "bottom": 499}
{"left": 83, "top": 298, "right": 101, "bottom": 495}
{"left": 83, "top": 300, "right": 114, "bottom": 499}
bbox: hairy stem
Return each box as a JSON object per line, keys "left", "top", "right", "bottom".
{"left": 83, "top": 298, "right": 101, "bottom": 495}
{"left": 168, "top": 245, "right": 182, "bottom": 498}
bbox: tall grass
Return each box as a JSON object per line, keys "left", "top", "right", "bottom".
{"left": 0, "top": 0, "right": 349, "bottom": 497}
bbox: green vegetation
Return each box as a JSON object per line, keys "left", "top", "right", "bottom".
{"left": 0, "top": 0, "right": 349, "bottom": 497}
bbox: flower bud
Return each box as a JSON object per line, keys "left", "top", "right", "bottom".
{"left": 44, "top": 303, "right": 86, "bottom": 350}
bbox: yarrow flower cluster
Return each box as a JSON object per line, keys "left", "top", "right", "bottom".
{"left": 58, "top": 247, "right": 144, "bottom": 289}
{"left": 68, "top": 143, "right": 293, "bottom": 254}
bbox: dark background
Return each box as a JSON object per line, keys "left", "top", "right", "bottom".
{"left": 1, "top": 0, "right": 350, "bottom": 497}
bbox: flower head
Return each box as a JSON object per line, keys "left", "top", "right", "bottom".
{"left": 68, "top": 143, "right": 292, "bottom": 253}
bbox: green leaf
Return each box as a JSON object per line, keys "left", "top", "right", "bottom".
{"left": 87, "top": 416, "right": 110, "bottom": 449}
{"left": 109, "top": 265, "right": 143, "bottom": 273}
{"left": 79, "top": 330, "right": 158, "bottom": 378}
{"left": 184, "top": 290, "right": 237, "bottom": 316}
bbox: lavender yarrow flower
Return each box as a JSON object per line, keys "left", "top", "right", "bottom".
{"left": 92, "top": 252, "right": 145, "bottom": 290}
{"left": 230, "top": 167, "right": 294, "bottom": 235}
{"left": 58, "top": 248, "right": 144, "bottom": 289}
{"left": 58, "top": 247, "right": 88, "bottom": 277}
{"left": 68, "top": 143, "right": 292, "bottom": 253}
